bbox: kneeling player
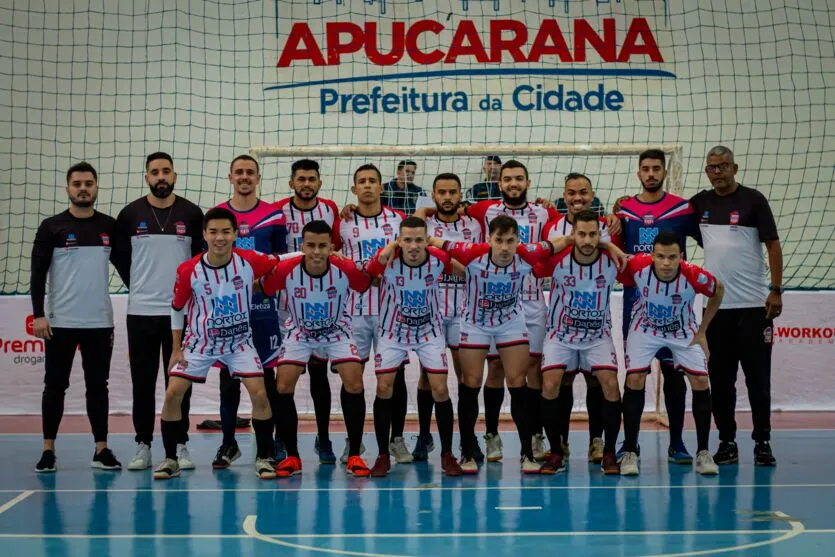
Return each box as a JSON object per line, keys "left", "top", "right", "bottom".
{"left": 365, "top": 217, "right": 464, "bottom": 477}
{"left": 260, "top": 221, "right": 374, "bottom": 478}
{"left": 154, "top": 208, "right": 279, "bottom": 480}
{"left": 619, "top": 230, "right": 725, "bottom": 476}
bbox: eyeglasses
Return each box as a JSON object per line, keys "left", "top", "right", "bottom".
{"left": 705, "top": 163, "right": 732, "bottom": 173}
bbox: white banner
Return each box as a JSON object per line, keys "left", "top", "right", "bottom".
{"left": 1, "top": 292, "right": 833, "bottom": 416}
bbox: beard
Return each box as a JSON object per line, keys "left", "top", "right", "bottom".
{"left": 70, "top": 193, "right": 96, "bottom": 208}
{"left": 501, "top": 189, "right": 527, "bottom": 205}
{"left": 437, "top": 203, "right": 460, "bottom": 216}
{"left": 149, "top": 182, "right": 174, "bottom": 198}
{"left": 642, "top": 179, "right": 664, "bottom": 193}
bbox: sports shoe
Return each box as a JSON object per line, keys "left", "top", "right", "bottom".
{"left": 91, "top": 448, "right": 122, "bottom": 470}
{"left": 668, "top": 443, "right": 694, "bottom": 465}
{"left": 345, "top": 455, "right": 370, "bottom": 477}
{"left": 411, "top": 434, "right": 435, "bottom": 462}
{"left": 588, "top": 437, "right": 604, "bottom": 463}
{"left": 176, "top": 443, "right": 194, "bottom": 470}
{"left": 601, "top": 451, "right": 620, "bottom": 475}
{"left": 340, "top": 438, "right": 367, "bottom": 464}
{"left": 521, "top": 455, "right": 540, "bottom": 475}
{"left": 35, "top": 450, "right": 56, "bottom": 473}
{"left": 441, "top": 453, "right": 463, "bottom": 476}
{"left": 754, "top": 441, "right": 777, "bottom": 467}
{"left": 316, "top": 438, "right": 337, "bottom": 465}
{"left": 274, "top": 437, "right": 288, "bottom": 462}
{"left": 127, "top": 443, "right": 152, "bottom": 471}
{"left": 459, "top": 453, "right": 479, "bottom": 475}
{"left": 695, "top": 450, "right": 719, "bottom": 475}
{"left": 212, "top": 443, "right": 241, "bottom": 469}
{"left": 370, "top": 455, "right": 391, "bottom": 477}
{"left": 275, "top": 456, "right": 302, "bottom": 478}
{"left": 713, "top": 441, "right": 739, "bottom": 465}
{"left": 255, "top": 458, "right": 277, "bottom": 479}
{"left": 484, "top": 433, "right": 503, "bottom": 462}
{"left": 532, "top": 433, "right": 547, "bottom": 462}
{"left": 153, "top": 458, "right": 180, "bottom": 480}
{"left": 472, "top": 439, "right": 485, "bottom": 463}
{"left": 389, "top": 437, "right": 414, "bottom": 464}
{"left": 539, "top": 453, "right": 566, "bottom": 475}
{"left": 617, "top": 442, "right": 641, "bottom": 462}
{"left": 620, "top": 452, "right": 640, "bottom": 476}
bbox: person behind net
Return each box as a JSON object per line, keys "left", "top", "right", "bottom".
{"left": 114, "top": 152, "right": 204, "bottom": 472}
{"left": 618, "top": 230, "right": 725, "bottom": 477}
{"left": 213, "top": 155, "right": 288, "bottom": 470}
{"left": 614, "top": 149, "right": 700, "bottom": 465}
{"left": 154, "top": 207, "right": 280, "bottom": 480}
{"left": 274, "top": 159, "right": 342, "bottom": 465}
{"left": 260, "top": 220, "right": 375, "bottom": 479}
{"left": 412, "top": 173, "right": 485, "bottom": 462}
{"left": 463, "top": 155, "right": 503, "bottom": 204}
{"left": 381, "top": 159, "right": 426, "bottom": 215}
{"left": 364, "top": 217, "right": 465, "bottom": 478}
{"left": 31, "top": 161, "right": 129, "bottom": 473}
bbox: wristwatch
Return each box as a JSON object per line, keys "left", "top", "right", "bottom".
{"left": 768, "top": 284, "right": 784, "bottom": 294}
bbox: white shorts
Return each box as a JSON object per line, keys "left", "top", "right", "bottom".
{"left": 486, "top": 300, "right": 545, "bottom": 359}
{"left": 443, "top": 316, "right": 461, "bottom": 349}
{"left": 459, "top": 316, "right": 529, "bottom": 351}
{"left": 170, "top": 344, "right": 263, "bottom": 383}
{"left": 281, "top": 315, "right": 328, "bottom": 364}
{"left": 352, "top": 315, "right": 379, "bottom": 361}
{"left": 625, "top": 331, "right": 708, "bottom": 376}
{"left": 276, "top": 337, "right": 362, "bottom": 369}
{"left": 375, "top": 336, "right": 449, "bottom": 375}
{"left": 542, "top": 336, "right": 619, "bottom": 375}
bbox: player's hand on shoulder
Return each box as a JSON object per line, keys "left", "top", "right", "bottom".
{"left": 535, "top": 197, "right": 555, "bottom": 209}
{"left": 340, "top": 204, "right": 357, "bottom": 221}
{"left": 32, "top": 317, "right": 52, "bottom": 340}
{"left": 603, "top": 242, "right": 629, "bottom": 271}
{"left": 427, "top": 237, "right": 444, "bottom": 248}
{"left": 612, "top": 196, "right": 630, "bottom": 214}
{"left": 604, "top": 214, "right": 622, "bottom": 236}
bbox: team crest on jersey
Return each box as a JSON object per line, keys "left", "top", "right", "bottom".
{"left": 99, "top": 233, "right": 110, "bottom": 246}
{"left": 350, "top": 344, "right": 359, "bottom": 356}
{"left": 527, "top": 212, "right": 538, "bottom": 223}
{"left": 510, "top": 272, "right": 521, "bottom": 280}
{"left": 294, "top": 287, "right": 307, "bottom": 299}
{"left": 396, "top": 276, "right": 405, "bottom": 286}
{"left": 175, "top": 222, "right": 186, "bottom": 235}
{"left": 671, "top": 294, "right": 683, "bottom": 305}
{"left": 434, "top": 227, "right": 444, "bottom": 238}
{"left": 137, "top": 221, "right": 149, "bottom": 234}
{"left": 729, "top": 211, "right": 740, "bottom": 225}
{"left": 525, "top": 244, "right": 538, "bottom": 252}
{"left": 232, "top": 276, "right": 244, "bottom": 290}
{"left": 595, "top": 275, "right": 607, "bottom": 289}
{"left": 382, "top": 224, "right": 394, "bottom": 235}
{"left": 239, "top": 222, "right": 250, "bottom": 236}
{"left": 459, "top": 332, "right": 468, "bottom": 342}
{"left": 327, "top": 286, "right": 338, "bottom": 299}
{"left": 463, "top": 228, "right": 473, "bottom": 240}
{"left": 374, "top": 353, "right": 383, "bottom": 368}
{"left": 697, "top": 273, "right": 709, "bottom": 285}
{"left": 643, "top": 212, "right": 655, "bottom": 226}
{"left": 425, "top": 275, "right": 434, "bottom": 286}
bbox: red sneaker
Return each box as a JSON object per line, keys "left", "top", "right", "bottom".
{"left": 275, "top": 456, "right": 302, "bottom": 478}
{"left": 539, "top": 453, "right": 565, "bottom": 475}
{"left": 370, "top": 455, "right": 391, "bottom": 478}
{"left": 442, "top": 453, "right": 463, "bottom": 477}
{"left": 345, "top": 455, "right": 370, "bottom": 477}
{"left": 601, "top": 451, "right": 620, "bottom": 475}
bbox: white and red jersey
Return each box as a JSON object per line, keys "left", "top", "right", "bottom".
{"left": 447, "top": 241, "right": 555, "bottom": 328}
{"left": 425, "top": 214, "right": 485, "bottom": 318}
{"left": 260, "top": 254, "right": 371, "bottom": 343}
{"left": 274, "top": 196, "right": 341, "bottom": 252}
{"left": 543, "top": 215, "right": 612, "bottom": 243}
{"left": 365, "top": 246, "right": 454, "bottom": 345}
{"left": 534, "top": 247, "right": 621, "bottom": 345}
{"left": 621, "top": 254, "right": 718, "bottom": 339}
{"left": 466, "top": 200, "right": 560, "bottom": 301}
{"left": 339, "top": 206, "right": 405, "bottom": 317}
{"left": 172, "top": 248, "right": 278, "bottom": 356}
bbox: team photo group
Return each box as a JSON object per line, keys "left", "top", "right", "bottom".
{"left": 30, "top": 145, "right": 783, "bottom": 482}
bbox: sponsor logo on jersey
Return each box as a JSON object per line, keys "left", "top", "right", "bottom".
{"left": 700, "top": 211, "right": 710, "bottom": 224}
{"left": 402, "top": 290, "right": 426, "bottom": 308}
{"left": 176, "top": 222, "right": 187, "bottom": 235}
{"left": 65, "top": 233, "right": 77, "bottom": 248}
{"left": 729, "top": 211, "right": 739, "bottom": 225}
{"left": 232, "top": 276, "right": 244, "bottom": 290}
{"left": 572, "top": 291, "right": 598, "bottom": 309}
{"left": 638, "top": 227, "right": 659, "bottom": 246}
{"left": 360, "top": 238, "right": 387, "bottom": 259}
{"left": 137, "top": 222, "right": 149, "bottom": 234}
{"left": 643, "top": 212, "right": 655, "bottom": 226}
{"left": 303, "top": 302, "right": 330, "bottom": 320}
{"left": 327, "top": 286, "right": 338, "bottom": 299}
{"left": 239, "top": 222, "right": 251, "bottom": 236}
{"left": 99, "top": 233, "right": 110, "bottom": 246}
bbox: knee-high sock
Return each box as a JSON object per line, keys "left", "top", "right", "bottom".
{"left": 434, "top": 399, "right": 454, "bottom": 455}
{"left": 373, "top": 396, "right": 392, "bottom": 455}
{"left": 483, "top": 386, "right": 504, "bottom": 436}
{"left": 602, "top": 399, "right": 622, "bottom": 453}
{"left": 417, "top": 386, "right": 434, "bottom": 438}
{"left": 528, "top": 386, "right": 543, "bottom": 436}
{"left": 390, "top": 365, "right": 407, "bottom": 440}
{"left": 540, "top": 396, "right": 563, "bottom": 456}
{"left": 457, "top": 384, "right": 480, "bottom": 454}
{"left": 276, "top": 392, "right": 299, "bottom": 457}
{"left": 586, "top": 382, "right": 604, "bottom": 440}
{"left": 662, "top": 362, "right": 687, "bottom": 447}
{"left": 692, "top": 389, "right": 712, "bottom": 452}
{"left": 308, "top": 359, "right": 332, "bottom": 444}
{"left": 622, "top": 386, "right": 646, "bottom": 453}
{"left": 509, "top": 386, "right": 532, "bottom": 459}
{"left": 557, "top": 385, "right": 574, "bottom": 446}
{"left": 340, "top": 387, "right": 366, "bottom": 457}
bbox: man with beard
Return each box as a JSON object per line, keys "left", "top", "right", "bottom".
{"left": 32, "top": 162, "right": 130, "bottom": 472}
{"left": 114, "top": 152, "right": 204, "bottom": 471}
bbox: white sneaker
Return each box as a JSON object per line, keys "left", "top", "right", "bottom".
{"left": 532, "top": 433, "right": 547, "bottom": 462}
{"left": 340, "top": 438, "right": 367, "bottom": 464}
{"left": 152, "top": 458, "right": 180, "bottom": 480}
{"left": 459, "top": 455, "right": 478, "bottom": 474}
{"left": 176, "top": 443, "right": 194, "bottom": 470}
{"left": 127, "top": 443, "right": 152, "bottom": 471}
{"left": 255, "top": 458, "right": 277, "bottom": 479}
{"left": 695, "top": 450, "right": 719, "bottom": 475}
{"left": 484, "top": 433, "right": 503, "bottom": 462}
{"left": 620, "top": 452, "right": 640, "bottom": 476}
{"left": 521, "top": 456, "right": 540, "bottom": 475}
{"left": 389, "top": 437, "right": 414, "bottom": 464}
{"left": 588, "top": 437, "right": 604, "bottom": 463}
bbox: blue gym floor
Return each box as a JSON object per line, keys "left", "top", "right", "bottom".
{"left": 0, "top": 430, "right": 833, "bottom": 556}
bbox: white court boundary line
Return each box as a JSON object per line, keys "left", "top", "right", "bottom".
{"left": 0, "top": 491, "right": 34, "bottom": 515}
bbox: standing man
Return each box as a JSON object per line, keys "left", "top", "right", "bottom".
{"left": 274, "top": 159, "right": 341, "bottom": 464}
{"left": 31, "top": 162, "right": 128, "bottom": 472}
{"left": 382, "top": 159, "right": 426, "bottom": 214}
{"left": 214, "top": 155, "right": 288, "bottom": 469}
{"left": 115, "top": 152, "right": 204, "bottom": 471}
{"left": 690, "top": 145, "right": 782, "bottom": 467}
{"left": 464, "top": 155, "right": 503, "bottom": 204}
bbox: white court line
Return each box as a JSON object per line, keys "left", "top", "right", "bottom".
{"left": 0, "top": 491, "right": 34, "bottom": 515}
{"left": 495, "top": 506, "right": 542, "bottom": 510}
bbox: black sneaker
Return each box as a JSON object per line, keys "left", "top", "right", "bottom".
{"left": 35, "top": 450, "right": 56, "bottom": 473}
{"left": 91, "top": 448, "right": 122, "bottom": 470}
{"left": 713, "top": 441, "right": 739, "bottom": 465}
{"left": 212, "top": 443, "right": 241, "bottom": 469}
{"left": 754, "top": 441, "right": 777, "bottom": 467}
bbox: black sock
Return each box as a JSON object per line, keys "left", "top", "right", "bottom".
{"left": 662, "top": 363, "right": 687, "bottom": 447}
{"left": 417, "top": 387, "right": 434, "bottom": 438}
{"left": 340, "top": 387, "right": 365, "bottom": 457}
{"left": 458, "top": 384, "right": 480, "bottom": 453}
{"left": 509, "top": 386, "right": 532, "bottom": 459}
{"left": 251, "top": 418, "right": 274, "bottom": 459}
{"left": 373, "top": 396, "right": 393, "bottom": 455}
{"left": 602, "top": 399, "right": 622, "bottom": 453}
{"left": 586, "top": 381, "right": 604, "bottom": 440}
{"left": 390, "top": 366, "right": 407, "bottom": 440}
{"left": 483, "top": 386, "right": 504, "bottom": 435}
{"left": 308, "top": 359, "right": 331, "bottom": 445}
{"left": 527, "top": 386, "right": 543, "bottom": 436}
{"left": 622, "top": 386, "right": 646, "bottom": 453}
{"left": 557, "top": 384, "right": 574, "bottom": 446}
{"left": 434, "top": 398, "right": 454, "bottom": 455}
{"left": 219, "top": 374, "right": 241, "bottom": 447}
{"left": 692, "top": 389, "right": 712, "bottom": 452}
{"left": 540, "top": 396, "right": 562, "bottom": 455}
{"left": 276, "top": 392, "right": 299, "bottom": 457}
{"left": 160, "top": 419, "right": 182, "bottom": 460}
